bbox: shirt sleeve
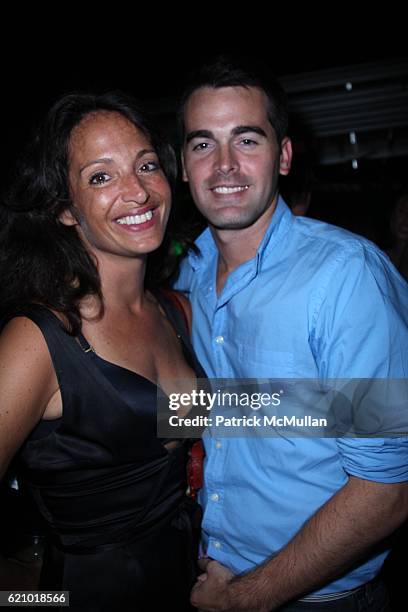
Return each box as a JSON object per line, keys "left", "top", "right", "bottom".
{"left": 336, "top": 437, "right": 408, "bottom": 483}
{"left": 313, "top": 242, "right": 408, "bottom": 482}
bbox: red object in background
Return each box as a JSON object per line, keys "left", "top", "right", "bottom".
{"left": 187, "top": 440, "right": 204, "bottom": 498}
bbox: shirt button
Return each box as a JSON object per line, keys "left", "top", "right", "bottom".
{"left": 215, "top": 441, "right": 222, "bottom": 449}
{"left": 210, "top": 493, "right": 220, "bottom": 502}
{"left": 215, "top": 335, "right": 224, "bottom": 344}
{"left": 214, "top": 541, "right": 222, "bottom": 549}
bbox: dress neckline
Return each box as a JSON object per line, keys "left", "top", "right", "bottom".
{"left": 86, "top": 345, "right": 162, "bottom": 393}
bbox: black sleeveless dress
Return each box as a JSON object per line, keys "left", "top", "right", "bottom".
{"left": 12, "top": 293, "right": 205, "bottom": 611}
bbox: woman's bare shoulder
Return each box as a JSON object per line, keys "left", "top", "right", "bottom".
{"left": 1, "top": 315, "right": 49, "bottom": 352}
{"left": 0, "top": 316, "right": 56, "bottom": 398}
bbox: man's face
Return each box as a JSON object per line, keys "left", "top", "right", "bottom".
{"left": 182, "top": 86, "right": 292, "bottom": 231}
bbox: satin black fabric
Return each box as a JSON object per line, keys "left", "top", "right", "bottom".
{"left": 12, "top": 293, "right": 205, "bottom": 610}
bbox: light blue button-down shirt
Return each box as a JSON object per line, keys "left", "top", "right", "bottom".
{"left": 175, "top": 197, "right": 408, "bottom": 595}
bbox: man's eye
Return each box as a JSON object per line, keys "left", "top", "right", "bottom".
{"left": 140, "top": 161, "right": 159, "bottom": 172}
{"left": 240, "top": 138, "right": 257, "bottom": 146}
{"left": 89, "top": 172, "right": 110, "bottom": 185}
{"left": 193, "top": 142, "right": 210, "bottom": 152}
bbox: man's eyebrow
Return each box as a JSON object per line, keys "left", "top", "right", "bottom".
{"left": 232, "top": 125, "right": 268, "bottom": 138}
{"left": 185, "top": 130, "right": 214, "bottom": 144}
{"left": 185, "top": 126, "right": 268, "bottom": 145}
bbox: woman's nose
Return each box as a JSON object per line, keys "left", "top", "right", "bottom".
{"left": 122, "top": 175, "right": 149, "bottom": 205}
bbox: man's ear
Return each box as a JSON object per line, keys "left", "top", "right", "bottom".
{"left": 279, "top": 137, "right": 293, "bottom": 176}
{"left": 181, "top": 151, "right": 188, "bottom": 182}
{"left": 59, "top": 208, "right": 78, "bottom": 227}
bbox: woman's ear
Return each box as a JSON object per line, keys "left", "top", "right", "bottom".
{"left": 59, "top": 208, "right": 78, "bottom": 227}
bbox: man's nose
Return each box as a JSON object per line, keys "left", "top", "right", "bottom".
{"left": 215, "top": 145, "right": 239, "bottom": 175}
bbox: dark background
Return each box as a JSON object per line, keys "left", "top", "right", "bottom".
{"left": 3, "top": 15, "right": 408, "bottom": 249}
{"left": 1, "top": 14, "right": 407, "bottom": 609}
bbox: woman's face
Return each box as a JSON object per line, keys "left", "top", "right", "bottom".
{"left": 62, "top": 110, "right": 171, "bottom": 262}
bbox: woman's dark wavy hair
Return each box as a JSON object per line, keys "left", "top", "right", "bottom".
{"left": 0, "top": 91, "right": 177, "bottom": 335}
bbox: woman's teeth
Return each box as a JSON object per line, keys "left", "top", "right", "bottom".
{"left": 116, "top": 210, "right": 153, "bottom": 225}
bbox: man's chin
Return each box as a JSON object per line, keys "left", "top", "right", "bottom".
{"left": 212, "top": 222, "right": 253, "bottom": 231}
{"left": 208, "top": 214, "right": 257, "bottom": 231}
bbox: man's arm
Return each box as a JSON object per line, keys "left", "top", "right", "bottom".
{"left": 191, "top": 476, "right": 408, "bottom": 611}
{"left": 192, "top": 237, "right": 408, "bottom": 611}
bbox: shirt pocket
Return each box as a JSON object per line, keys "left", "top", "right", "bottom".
{"left": 237, "top": 343, "right": 295, "bottom": 379}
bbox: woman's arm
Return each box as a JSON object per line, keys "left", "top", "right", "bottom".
{"left": 0, "top": 317, "right": 58, "bottom": 478}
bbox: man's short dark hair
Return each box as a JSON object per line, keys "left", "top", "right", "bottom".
{"left": 177, "top": 54, "right": 289, "bottom": 146}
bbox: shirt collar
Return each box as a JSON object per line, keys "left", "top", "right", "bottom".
{"left": 189, "top": 195, "right": 294, "bottom": 271}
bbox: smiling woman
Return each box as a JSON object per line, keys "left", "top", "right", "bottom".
{"left": 61, "top": 110, "right": 172, "bottom": 263}
{"left": 0, "top": 92, "right": 205, "bottom": 610}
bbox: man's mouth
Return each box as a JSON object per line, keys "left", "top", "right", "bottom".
{"left": 211, "top": 185, "right": 249, "bottom": 194}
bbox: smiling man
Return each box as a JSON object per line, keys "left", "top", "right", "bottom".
{"left": 174, "top": 56, "right": 408, "bottom": 611}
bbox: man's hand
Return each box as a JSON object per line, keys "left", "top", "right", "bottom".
{"left": 191, "top": 479, "right": 408, "bottom": 611}
{"left": 190, "top": 558, "right": 235, "bottom": 611}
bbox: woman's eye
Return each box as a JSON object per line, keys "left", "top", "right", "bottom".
{"left": 140, "top": 160, "right": 159, "bottom": 173}
{"left": 89, "top": 172, "right": 110, "bottom": 185}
